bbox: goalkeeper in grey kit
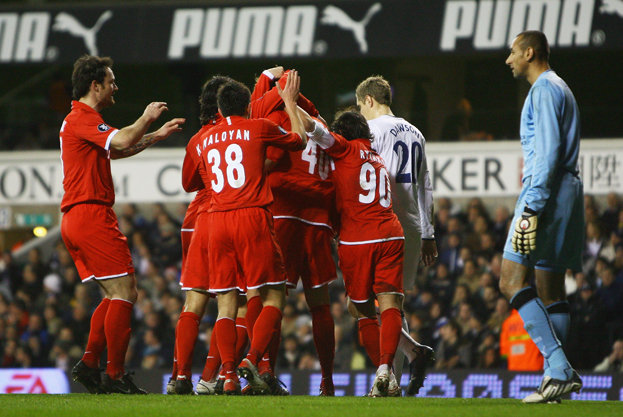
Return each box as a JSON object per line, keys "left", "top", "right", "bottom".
{"left": 499, "top": 30, "right": 584, "bottom": 403}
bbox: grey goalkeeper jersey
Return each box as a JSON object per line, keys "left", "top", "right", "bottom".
{"left": 368, "top": 115, "right": 435, "bottom": 239}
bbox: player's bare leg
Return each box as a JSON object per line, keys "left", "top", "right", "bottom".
{"left": 500, "top": 259, "right": 581, "bottom": 403}
{"left": 305, "top": 285, "right": 335, "bottom": 396}
{"left": 95, "top": 274, "right": 146, "bottom": 394}
{"left": 215, "top": 290, "right": 241, "bottom": 395}
{"left": 173, "top": 290, "right": 210, "bottom": 394}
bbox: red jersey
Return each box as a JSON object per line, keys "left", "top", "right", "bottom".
{"left": 266, "top": 111, "right": 335, "bottom": 228}
{"left": 59, "top": 101, "right": 120, "bottom": 212}
{"left": 322, "top": 133, "right": 403, "bottom": 244}
{"left": 200, "top": 116, "right": 302, "bottom": 212}
{"left": 182, "top": 120, "right": 221, "bottom": 215}
{"left": 249, "top": 72, "right": 283, "bottom": 119}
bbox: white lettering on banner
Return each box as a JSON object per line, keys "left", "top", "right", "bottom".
{"left": 0, "top": 369, "right": 70, "bottom": 394}
{"left": 168, "top": 6, "right": 317, "bottom": 59}
{"left": 1, "top": 142, "right": 621, "bottom": 205}
{"left": 0, "top": 12, "right": 50, "bottom": 62}
{"left": 440, "top": 0, "right": 596, "bottom": 51}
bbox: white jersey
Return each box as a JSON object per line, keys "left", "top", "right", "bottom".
{"left": 368, "top": 114, "right": 434, "bottom": 240}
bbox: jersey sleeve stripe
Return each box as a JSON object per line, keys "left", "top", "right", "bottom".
{"left": 105, "top": 129, "right": 119, "bottom": 151}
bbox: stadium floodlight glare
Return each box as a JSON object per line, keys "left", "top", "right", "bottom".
{"left": 33, "top": 226, "right": 48, "bottom": 237}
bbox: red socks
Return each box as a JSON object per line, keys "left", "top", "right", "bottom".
{"left": 105, "top": 299, "right": 133, "bottom": 379}
{"left": 245, "top": 296, "right": 263, "bottom": 341}
{"left": 82, "top": 298, "right": 110, "bottom": 369}
{"left": 258, "top": 321, "right": 281, "bottom": 376}
{"left": 235, "top": 317, "right": 249, "bottom": 363}
{"left": 175, "top": 311, "right": 200, "bottom": 380}
{"left": 201, "top": 324, "right": 221, "bottom": 382}
{"left": 246, "top": 306, "right": 282, "bottom": 365}
{"left": 311, "top": 304, "right": 335, "bottom": 381}
{"left": 358, "top": 317, "right": 381, "bottom": 367}
{"left": 380, "top": 308, "right": 402, "bottom": 366}
{"left": 215, "top": 318, "right": 238, "bottom": 368}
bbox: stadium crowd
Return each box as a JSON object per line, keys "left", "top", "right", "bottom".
{"left": 1, "top": 193, "right": 622, "bottom": 374}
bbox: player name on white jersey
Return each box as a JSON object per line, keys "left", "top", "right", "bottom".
{"left": 388, "top": 122, "right": 422, "bottom": 138}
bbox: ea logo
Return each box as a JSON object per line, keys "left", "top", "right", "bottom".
{"left": 98, "top": 124, "right": 110, "bottom": 132}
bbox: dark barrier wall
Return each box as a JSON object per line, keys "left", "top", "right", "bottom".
{"left": 65, "top": 369, "right": 623, "bottom": 400}
{"left": 1, "top": 0, "right": 623, "bottom": 64}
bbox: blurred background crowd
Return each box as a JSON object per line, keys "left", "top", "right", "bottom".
{"left": 1, "top": 193, "right": 622, "bottom": 375}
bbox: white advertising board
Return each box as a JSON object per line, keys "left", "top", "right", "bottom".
{"left": 0, "top": 140, "right": 621, "bottom": 205}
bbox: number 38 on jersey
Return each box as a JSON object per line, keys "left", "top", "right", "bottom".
{"left": 206, "top": 144, "right": 246, "bottom": 193}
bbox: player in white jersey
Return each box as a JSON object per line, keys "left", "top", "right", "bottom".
{"left": 355, "top": 76, "right": 436, "bottom": 396}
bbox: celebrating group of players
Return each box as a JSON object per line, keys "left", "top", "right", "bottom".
{"left": 59, "top": 30, "right": 587, "bottom": 403}
{"left": 61, "top": 55, "right": 437, "bottom": 397}
{"left": 168, "top": 67, "right": 438, "bottom": 397}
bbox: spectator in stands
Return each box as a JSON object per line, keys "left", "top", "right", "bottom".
{"left": 429, "top": 263, "right": 454, "bottom": 307}
{"left": 435, "top": 320, "right": 469, "bottom": 369}
{"left": 594, "top": 339, "right": 623, "bottom": 373}
{"left": 596, "top": 265, "right": 623, "bottom": 321}
{"left": 500, "top": 309, "right": 543, "bottom": 371}
{"left": 568, "top": 281, "right": 609, "bottom": 369}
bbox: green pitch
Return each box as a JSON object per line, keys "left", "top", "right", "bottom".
{"left": 2, "top": 396, "right": 622, "bottom": 417}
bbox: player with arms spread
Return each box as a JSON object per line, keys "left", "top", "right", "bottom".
{"left": 200, "top": 73, "right": 307, "bottom": 395}
{"left": 61, "top": 55, "right": 184, "bottom": 394}
{"left": 501, "top": 30, "right": 584, "bottom": 403}
{"left": 356, "top": 76, "right": 436, "bottom": 395}
{"left": 306, "top": 110, "right": 404, "bottom": 397}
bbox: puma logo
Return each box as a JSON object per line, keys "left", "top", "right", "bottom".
{"left": 52, "top": 10, "right": 113, "bottom": 56}
{"left": 320, "top": 3, "right": 382, "bottom": 53}
{"left": 601, "top": 0, "right": 623, "bottom": 17}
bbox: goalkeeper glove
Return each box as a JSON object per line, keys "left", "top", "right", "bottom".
{"left": 512, "top": 208, "right": 537, "bottom": 255}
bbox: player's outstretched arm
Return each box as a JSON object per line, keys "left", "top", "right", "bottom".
{"left": 111, "top": 117, "right": 185, "bottom": 159}
{"left": 277, "top": 70, "right": 307, "bottom": 150}
{"left": 111, "top": 102, "right": 185, "bottom": 159}
{"left": 110, "top": 102, "right": 169, "bottom": 151}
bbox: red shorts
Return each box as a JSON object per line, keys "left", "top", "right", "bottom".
{"left": 181, "top": 203, "right": 200, "bottom": 274}
{"left": 180, "top": 211, "right": 211, "bottom": 292}
{"left": 207, "top": 207, "right": 287, "bottom": 293}
{"left": 338, "top": 239, "right": 404, "bottom": 303}
{"left": 61, "top": 204, "right": 134, "bottom": 282}
{"left": 274, "top": 218, "right": 336, "bottom": 289}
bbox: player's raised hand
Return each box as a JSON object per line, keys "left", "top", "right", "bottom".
{"left": 277, "top": 70, "right": 300, "bottom": 107}
{"left": 155, "top": 118, "right": 186, "bottom": 141}
{"left": 512, "top": 209, "right": 537, "bottom": 255}
{"left": 143, "top": 102, "right": 169, "bottom": 123}
{"left": 266, "top": 66, "right": 285, "bottom": 79}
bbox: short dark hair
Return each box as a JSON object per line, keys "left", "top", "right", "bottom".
{"left": 516, "top": 30, "right": 550, "bottom": 61}
{"left": 217, "top": 80, "right": 251, "bottom": 117}
{"left": 199, "top": 75, "right": 232, "bottom": 125}
{"left": 331, "top": 109, "right": 374, "bottom": 142}
{"left": 356, "top": 76, "right": 392, "bottom": 106}
{"left": 71, "top": 55, "right": 113, "bottom": 100}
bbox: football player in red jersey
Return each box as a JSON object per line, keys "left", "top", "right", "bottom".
{"left": 305, "top": 109, "right": 405, "bottom": 397}
{"left": 254, "top": 70, "right": 338, "bottom": 396}
{"left": 199, "top": 73, "right": 307, "bottom": 395}
{"left": 61, "top": 55, "right": 184, "bottom": 394}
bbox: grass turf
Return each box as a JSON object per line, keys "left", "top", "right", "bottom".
{"left": 1, "top": 396, "right": 622, "bottom": 417}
